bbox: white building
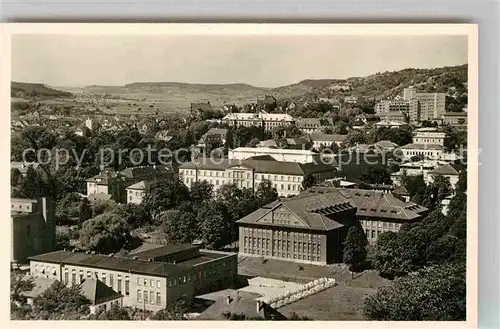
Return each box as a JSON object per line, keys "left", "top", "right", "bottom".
{"left": 375, "top": 120, "right": 408, "bottom": 129}
{"left": 179, "top": 157, "right": 336, "bottom": 197}
{"left": 412, "top": 131, "right": 446, "bottom": 146}
{"left": 126, "top": 181, "right": 148, "bottom": 204}
{"left": 295, "top": 118, "right": 322, "bottom": 135}
{"left": 309, "top": 132, "right": 347, "bottom": 150}
{"left": 426, "top": 163, "right": 460, "bottom": 189}
{"left": 222, "top": 112, "right": 294, "bottom": 131}
{"left": 398, "top": 143, "right": 444, "bottom": 160}
{"left": 228, "top": 147, "right": 320, "bottom": 164}
{"left": 390, "top": 160, "right": 449, "bottom": 185}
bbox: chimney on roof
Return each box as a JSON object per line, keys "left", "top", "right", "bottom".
{"left": 148, "top": 258, "right": 153, "bottom": 263}
{"left": 133, "top": 256, "right": 138, "bottom": 260}
{"left": 256, "top": 300, "right": 261, "bottom": 313}
{"left": 226, "top": 295, "right": 232, "bottom": 305}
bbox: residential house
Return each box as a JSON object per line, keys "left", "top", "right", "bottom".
{"left": 125, "top": 181, "right": 149, "bottom": 205}
{"left": 310, "top": 132, "right": 347, "bottom": 150}
{"left": 295, "top": 118, "right": 322, "bottom": 135}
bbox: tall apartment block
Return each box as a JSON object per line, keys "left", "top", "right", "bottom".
{"left": 404, "top": 87, "right": 446, "bottom": 123}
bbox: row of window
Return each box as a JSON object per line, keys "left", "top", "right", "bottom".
{"left": 244, "top": 237, "right": 321, "bottom": 254}
{"left": 128, "top": 191, "right": 145, "bottom": 197}
{"left": 63, "top": 268, "right": 131, "bottom": 296}
{"left": 243, "top": 249, "right": 321, "bottom": 261}
{"left": 405, "top": 150, "right": 440, "bottom": 156}
{"left": 244, "top": 228, "right": 320, "bottom": 242}
{"left": 360, "top": 220, "right": 402, "bottom": 230}
{"left": 137, "top": 277, "right": 161, "bottom": 289}
{"left": 366, "top": 228, "right": 396, "bottom": 240}
{"left": 137, "top": 290, "right": 161, "bottom": 305}
{"left": 182, "top": 170, "right": 302, "bottom": 183}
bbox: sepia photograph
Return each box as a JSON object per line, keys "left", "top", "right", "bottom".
{"left": 5, "top": 24, "right": 477, "bottom": 324}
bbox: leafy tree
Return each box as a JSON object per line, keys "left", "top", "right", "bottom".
{"left": 401, "top": 173, "right": 427, "bottom": 201}
{"left": 422, "top": 174, "right": 453, "bottom": 210}
{"left": 90, "top": 198, "right": 118, "bottom": 218}
{"left": 247, "top": 138, "right": 260, "bottom": 147}
{"left": 79, "top": 198, "right": 93, "bottom": 223}
{"left": 360, "top": 166, "right": 392, "bottom": 185}
{"left": 78, "top": 213, "right": 132, "bottom": 254}
{"left": 343, "top": 226, "right": 368, "bottom": 273}
{"left": 301, "top": 173, "right": 316, "bottom": 190}
{"left": 456, "top": 169, "right": 467, "bottom": 193}
{"left": 344, "top": 130, "right": 367, "bottom": 147}
{"left": 11, "top": 168, "right": 22, "bottom": 187}
{"left": 364, "top": 264, "right": 466, "bottom": 321}
{"left": 151, "top": 300, "right": 187, "bottom": 320}
{"left": 55, "top": 230, "right": 71, "bottom": 249}
{"left": 30, "top": 281, "right": 91, "bottom": 320}
{"left": 333, "top": 121, "right": 348, "bottom": 135}
{"left": 92, "top": 304, "right": 131, "bottom": 320}
{"left": 17, "top": 166, "right": 51, "bottom": 199}
{"left": 55, "top": 192, "right": 83, "bottom": 223}
{"left": 255, "top": 179, "right": 278, "bottom": 207}
{"left": 189, "top": 180, "right": 214, "bottom": 205}
{"left": 198, "top": 200, "right": 232, "bottom": 249}
{"left": 10, "top": 273, "right": 35, "bottom": 304}
{"left": 142, "top": 179, "right": 190, "bottom": 219}
{"left": 161, "top": 208, "right": 198, "bottom": 244}
{"left": 112, "top": 203, "right": 151, "bottom": 230}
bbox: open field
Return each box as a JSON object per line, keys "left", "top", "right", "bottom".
{"left": 237, "top": 256, "right": 390, "bottom": 320}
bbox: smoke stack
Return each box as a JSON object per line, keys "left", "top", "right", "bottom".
{"left": 226, "top": 295, "right": 232, "bottom": 305}
{"left": 256, "top": 300, "right": 261, "bottom": 313}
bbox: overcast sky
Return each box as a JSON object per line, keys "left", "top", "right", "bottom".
{"left": 12, "top": 34, "right": 468, "bottom": 88}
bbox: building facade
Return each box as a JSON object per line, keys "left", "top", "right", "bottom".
{"left": 310, "top": 133, "right": 347, "bottom": 150}
{"left": 11, "top": 197, "right": 56, "bottom": 263}
{"left": 404, "top": 87, "right": 446, "bottom": 123}
{"left": 179, "top": 157, "right": 336, "bottom": 197}
{"left": 228, "top": 147, "right": 320, "bottom": 164}
{"left": 412, "top": 131, "right": 446, "bottom": 146}
{"left": 295, "top": 118, "right": 322, "bottom": 135}
{"left": 125, "top": 181, "right": 148, "bottom": 204}
{"left": 222, "top": 112, "right": 295, "bottom": 131}
{"left": 236, "top": 187, "right": 428, "bottom": 264}
{"left": 28, "top": 245, "right": 238, "bottom": 311}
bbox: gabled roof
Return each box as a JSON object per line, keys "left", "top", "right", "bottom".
{"left": 430, "top": 163, "right": 460, "bottom": 176}
{"left": 237, "top": 189, "right": 354, "bottom": 231}
{"left": 293, "top": 187, "right": 428, "bottom": 221}
{"left": 21, "top": 276, "right": 57, "bottom": 299}
{"left": 179, "top": 157, "right": 336, "bottom": 176}
{"left": 79, "top": 278, "right": 122, "bottom": 305}
{"left": 126, "top": 180, "right": 150, "bottom": 190}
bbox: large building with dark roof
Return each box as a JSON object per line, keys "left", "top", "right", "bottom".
{"left": 179, "top": 156, "right": 337, "bottom": 197}
{"left": 28, "top": 244, "right": 237, "bottom": 311}
{"left": 236, "top": 187, "right": 428, "bottom": 264}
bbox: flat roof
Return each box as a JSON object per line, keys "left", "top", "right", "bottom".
{"left": 130, "top": 244, "right": 199, "bottom": 260}
{"left": 28, "top": 250, "right": 189, "bottom": 278}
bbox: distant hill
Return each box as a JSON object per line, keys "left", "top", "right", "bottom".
{"left": 11, "top": 82, "right": 73, "bottom": 99}
{"left": 44, "top": 64, "right": 467, "bottom": 108}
